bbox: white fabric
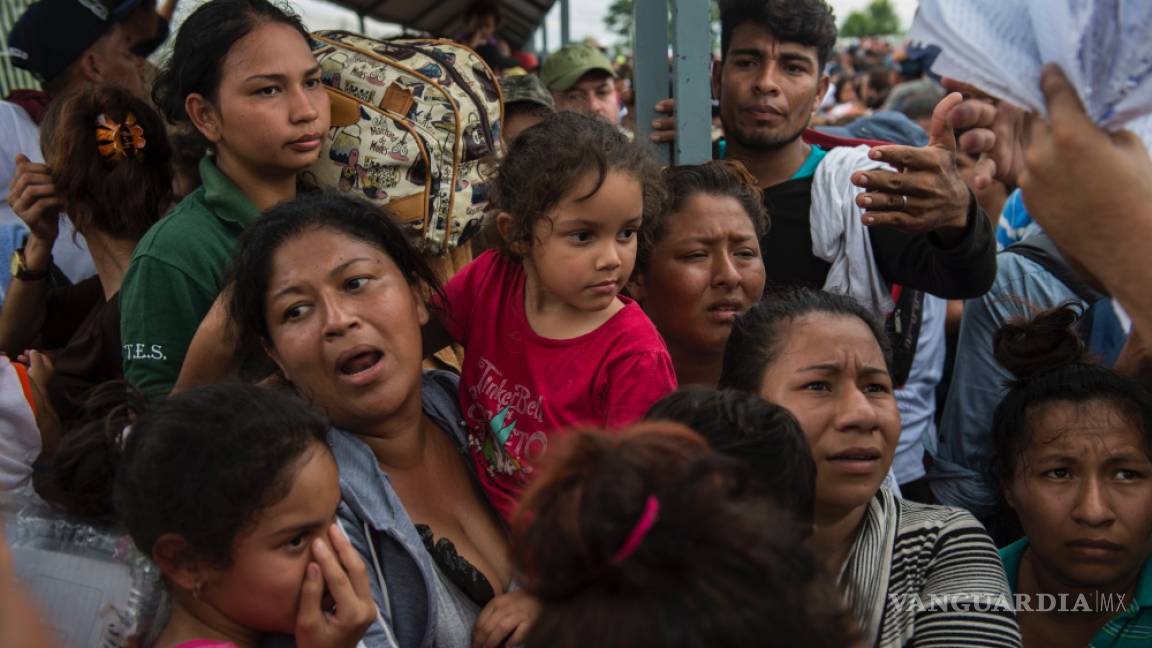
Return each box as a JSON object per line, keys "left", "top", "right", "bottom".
{"left": 0, "top": 101, "right": 94, "bottom": 288}
{"left": 809, "top": 144, "right": 896, "bottom": 317}
{"left": 0, "top": 356, "right": 40, "bottom": 497}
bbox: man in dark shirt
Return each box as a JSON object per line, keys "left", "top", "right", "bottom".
{"left": 657, "top": 0, "right": 996, "bottom": 300}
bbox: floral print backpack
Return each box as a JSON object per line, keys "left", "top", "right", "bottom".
{"left": 306, "top": 31, "right": 504, "bottom": 254}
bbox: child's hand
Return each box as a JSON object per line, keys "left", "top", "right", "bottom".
{"left": 295, "top": 524, "right": 377, "bottom": 648}
{"left": 471, "top": 590, "right": 540, "bottom": 648}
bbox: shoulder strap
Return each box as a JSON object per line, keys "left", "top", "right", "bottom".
{"left": 1003, "top": 232, "right": 1102, "bottom": 304}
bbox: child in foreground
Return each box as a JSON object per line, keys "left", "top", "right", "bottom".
{"left": 47, "top": 384, "right": 376, "bottom": 648}
{"left": 510, "top": 422, "right": 858, "bottom": 647}
{"left": 428, "top": 111, "right": 677, "bottom": 519}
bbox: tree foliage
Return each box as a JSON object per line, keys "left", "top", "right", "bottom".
{"left": 839, "top": 0, "right": 902, "bottom": 37}
{"left": 603, "top": 0, "right": 720, "bottom": 56}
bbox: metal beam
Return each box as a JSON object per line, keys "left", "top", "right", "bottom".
{"left": 633, "top": 0, "right": 670, "bottom": 163}
{"left": 541, "top": 15, "right": 549, "bottom": 54}
{"left": 560, "top": 0, "right": 571, "bottom": 45}
{"left": 671, "top": 0, "right": 710, "bottom": 164}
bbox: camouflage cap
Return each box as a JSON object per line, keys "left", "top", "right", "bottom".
{"left": 500, "top": 73, "right": 555, "bottom": 110}
{"left": 539, "top": 42, "right": 615, "bottom": 92}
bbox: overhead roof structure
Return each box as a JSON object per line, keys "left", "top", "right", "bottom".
{"left": 328, "top": 0, "right": 559, "bottom": 49}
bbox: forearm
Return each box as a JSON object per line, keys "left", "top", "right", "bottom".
{"left": 0, "top": 238, "right": 52, "bottom": 354}
{"left": 871, "top": 196, "right": 997, "bottom": 298}
{"left": 1062, "top": 213, "right": 1152, "bottom": 338}
{"left": 171, "top": 294, "right": 237, "bottom": 394}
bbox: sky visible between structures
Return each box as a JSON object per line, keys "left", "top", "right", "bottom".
{"left": 168, "top": 0, "right": 922, "bottom": 53}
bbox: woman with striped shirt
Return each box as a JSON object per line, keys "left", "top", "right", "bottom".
{"left": 720, "top": 288, "right": 1021, "bottom": 647}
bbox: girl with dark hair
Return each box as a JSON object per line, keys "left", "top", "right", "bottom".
{"left": 0, "top": 84, "right": 172, "bottom": 425}
{"left": 119, "top": 0, "right": 330, "bottom": 395}
{"left": 511, "top": 421, "right": 857, "bottom": 648}
{"left": 425, "top": 111, "right": 677, "bottom": 521}
{"left": 719, "top": 287, "right": 1021, "bottom": 648}
{"left": 991, "top": 305, "right": 1152, "bottom": 647}
{"left": 645, "top": 386, "right": 816, "bottom": 525}
{"left": 226, "top": 192, "right": 534, "bottom": 648}
{"left": 628, "top": 160, "right": 767, "bottom": 387}
{"left": 47, "top": 383, "right": 376, "bottom": 647}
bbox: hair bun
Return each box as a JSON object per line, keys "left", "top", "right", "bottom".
{"left": 993, "top": 303, "right": 1089, "bottom": 380}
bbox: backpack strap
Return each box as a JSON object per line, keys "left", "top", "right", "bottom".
{"left": 1002, "top": 232, "right": 1103, "bottom": 304}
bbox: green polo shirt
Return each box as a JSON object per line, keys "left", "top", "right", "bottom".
{"left": 120, "top": 156, "right": 260, "bottom": 395}
{"left": 1001, "top": 538, "right": 1152, "bottom": 646}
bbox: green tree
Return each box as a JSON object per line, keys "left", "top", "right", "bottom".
{"left": 602, "top": 0, "right": 721, "bottom": 57}
{"left": 839, "top": 0, "right": 902, "bottom": 37}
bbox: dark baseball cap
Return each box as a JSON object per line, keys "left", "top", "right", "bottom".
{"left": 8, "top": 0, "right": 146, "bottom": 84}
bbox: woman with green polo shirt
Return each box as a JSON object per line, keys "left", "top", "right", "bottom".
{"left": 991, "top": 305, "right": 1152, "bottom": 647}
{"left": 119, "top": 0, "right": 330, "bottom": 395}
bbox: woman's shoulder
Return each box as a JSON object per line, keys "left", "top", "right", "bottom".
{"left": 894, "top": 498, "right": 998, "bottom": 558}
{"left": 421, "top": 369, "right": 467, "bottom": 446}
{"left": 131, "top": 187, "right": 214, "bottom": 256}
{"left": 896, "top": 498, "right": 989, "bottom": 533}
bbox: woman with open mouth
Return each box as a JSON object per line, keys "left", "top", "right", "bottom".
{"left": 992, "top": 304, "right": 1152, "bottom": 647}
{"left": 720, "top": 288, "right": 1021, "bottom": 648}
{"left": 226, "top": 193, "right": 535, "bottom": 648}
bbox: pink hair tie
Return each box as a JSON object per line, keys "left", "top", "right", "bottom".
{"left": 610, "top": 495, "right": 660, "bottom": 565}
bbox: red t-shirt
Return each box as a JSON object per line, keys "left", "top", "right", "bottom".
{"left": 438, "top": 250, "right": 678, "bottom": 519}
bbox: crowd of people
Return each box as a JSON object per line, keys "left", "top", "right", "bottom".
{"left": 1, "top": 0, "right": 1151, "bottom": 646}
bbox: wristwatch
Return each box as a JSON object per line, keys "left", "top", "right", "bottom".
{"left": 10, "top": 247, "right": 49, "bottom": 281}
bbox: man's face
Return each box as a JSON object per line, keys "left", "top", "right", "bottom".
{"left": 552, "top": 71, "right": 619, "bottom": 124}
{"left": 85, "top": 22, "right": 148, "bottom": 96}
{"left": 714, "top": 23, "right": 828, "bottom": 152}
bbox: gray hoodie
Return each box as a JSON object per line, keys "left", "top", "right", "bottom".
{"left": 330, "top": 370, "right": 472, "bottom": 648}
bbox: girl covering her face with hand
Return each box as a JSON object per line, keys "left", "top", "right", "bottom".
{"left": 46, "top": 383, "right": 376, "bottom": 648}
{"left": 426, "top": 111, "right": 677, "bottom": 520}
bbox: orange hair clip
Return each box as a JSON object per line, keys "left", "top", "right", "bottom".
{"left": 96, "top": 112, "right": 146, "bottom": 161}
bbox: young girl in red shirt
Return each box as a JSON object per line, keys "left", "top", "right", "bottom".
{"left": 428, "top": 112, "right": 677, "bottom": 519}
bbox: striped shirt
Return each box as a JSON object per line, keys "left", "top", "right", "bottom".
{"left": 841, "top": 488, "right": 1021, "bottom": 647}
{"left": 1001, "top": 538, "right": 1152, "bottom": 647}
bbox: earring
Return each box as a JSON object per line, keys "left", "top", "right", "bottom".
{"left": 193, "top": 581, "right": 203, "bottom": 600}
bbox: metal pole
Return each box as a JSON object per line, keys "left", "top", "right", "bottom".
{"left": 671, "top": 0, "right": 711, "bottom": 164}
{"left": 560, "top": 0, "right": 571, "bottom": 45}
{"left": 633, "top": 0, "right": 670, "bottom": 163}
{"left": 542, "top": 12, "right": 550, "bottom": 54}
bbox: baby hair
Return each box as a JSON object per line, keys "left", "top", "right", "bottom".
{"left": 637, "top": 159, "right": 769, "bottom": 272}
{"left": 512, "top": 422, "right": 855, "bottom": 648}
{"left": 152, "top": 0, "right": 308, "bottom": 126}
{"left": 490, "top": 111, "right": 664, "bottom": 257}
{"left": 646, "top": 387, "right": 815, "bottom": 524}
{"left": 38, "top": 84, "right": 172, "bottom": 241}
{"left": 46, "top": 383, "right": 329, "bottom": 568}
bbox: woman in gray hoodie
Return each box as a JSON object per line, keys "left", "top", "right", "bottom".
{"left": 228, "top": 193, "right": 536, "bottom": 648}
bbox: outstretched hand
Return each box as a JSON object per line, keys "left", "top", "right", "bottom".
{"left": 941, "top": 78, "right": 1028, "bottom": 189}
{"left": 849, "top": 92, "right": 973, "bottom": 234}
